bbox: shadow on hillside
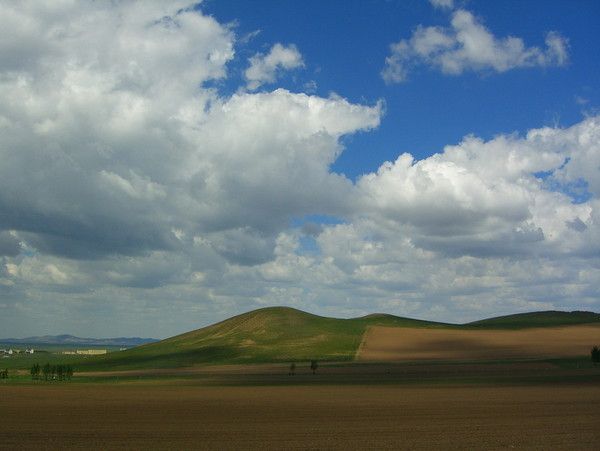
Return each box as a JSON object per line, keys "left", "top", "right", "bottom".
{"left": 77, "top": 346, "right": 243, "bottom": 371}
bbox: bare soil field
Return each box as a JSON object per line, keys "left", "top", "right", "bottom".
{"left": 1, "top": 384, "right": 599, "bottom": 450}
{"left": 357, "top": 324, "right": 600, "bottom": 361}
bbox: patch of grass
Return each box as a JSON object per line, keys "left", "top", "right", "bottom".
{"left": 0, "top": 352, "right": 85, "bottom": 370}
{"left": 543, "top": 356, "right": 599, "bottom": 369}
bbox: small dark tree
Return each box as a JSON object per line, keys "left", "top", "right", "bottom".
{"left": 310, "top": 360, "right": 318, "bottom": 375}
{"left": 66, "top": 365, "right": 73, "bottom": 380}
{"left": 42, "top": 363, "right": 51, "bottom": 381}
{"left": 56, "top": 364, "right": 64, "bottom": 381}
{"left": 0, "top": 369, "right": 7, "bottom": 379}
{"left": 289, "top": 362, "right": 296, "bottom": 376}
{"left": 30, "top": 363, "right": 40, "bottom": 380}
{"left": 592, "top": 346, "right": 600, "bottom": 364}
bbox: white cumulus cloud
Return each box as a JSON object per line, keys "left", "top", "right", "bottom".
{"left": 382, "top": 9, "right": 568, "bottom": 83}
{"left": 245, "top": 43, "right": 304, "bottom": 90}
{"left": 429, "top": 0, "right": 454, "bottom": 10}
{"left": 0, "top": 2, "right": 381, "bottom": 263}
{"left": 356, "top": 117, "right": 599, "bottom": 257}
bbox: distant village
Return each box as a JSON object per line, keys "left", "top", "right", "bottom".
{"left": 1, "top": 348, "right": 35, "bottom": 357}
{"left": 1, "top": 348, "right": 111, "bottom": 358}
{"left": 62, "top": 349, "right": 108, "bottom": 355}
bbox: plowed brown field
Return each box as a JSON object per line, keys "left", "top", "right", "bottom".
{"left": 1, "top": 384, "right": 599, "bottom": 450}
{"left": 357, "top": 324, "right": 600, "bottom": 361}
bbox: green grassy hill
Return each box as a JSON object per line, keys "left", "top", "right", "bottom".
{"left": 466, "top": 310, "right": 600, "bottom": 329}
{"left": 61, "top": 307, "right": 600, "bottom": 371}
{"left": 77, "top": 307, "right": 450, "bottom": 370}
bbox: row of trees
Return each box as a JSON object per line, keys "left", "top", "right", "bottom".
{"left": 288, "top": 360, "right": 319, "bottom": 375}
{"left": 30, "top": 363, "right": 74, "bottom": 381}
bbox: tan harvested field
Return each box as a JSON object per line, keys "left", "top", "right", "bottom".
{"left": 357, "top": 324, "right": 600, "bottom": 361}
{"left": 1, "top": 384, "right": 599, "bottom": 450}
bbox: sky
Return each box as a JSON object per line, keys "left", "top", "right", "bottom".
{"left": 1, "top": 0, "right": 599, "bottom": 338}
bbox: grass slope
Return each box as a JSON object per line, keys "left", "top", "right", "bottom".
{"left": 78, "top": 307, "right": 450, "bottom": 370}
{"left": 58, "top": 308, "right": 600, "bottom": 371}
{"left": 466, "top": 310, "right": 600, "bottom": 329}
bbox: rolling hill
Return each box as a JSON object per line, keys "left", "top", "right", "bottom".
{"left": 466, "top": 310, "right": 600, "bottom": 329}
{"left": 77, "top": 307, "right": 600, "bottom": 371}
{"left": 78, "top": 307, "right": 450, "bottom": 370}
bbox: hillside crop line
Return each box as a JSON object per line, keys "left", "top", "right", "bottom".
{"left": 354, "top": 326, "right": 372, "bottom": 361}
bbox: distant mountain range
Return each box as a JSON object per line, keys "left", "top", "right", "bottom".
{"left": 0, "top": 334, "right": 158, "bottom": 347}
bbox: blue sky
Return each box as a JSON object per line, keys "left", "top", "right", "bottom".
{"left": 0, "top": 0, "right": 599, "bottom": 338}
{"left": 204, "top": 0, "right": 600, "bottom": 177}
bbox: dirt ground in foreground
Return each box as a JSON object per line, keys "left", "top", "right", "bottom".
{"left": 357, "top": 324, "right": 600, "bottom": 361}
{"left": 1, "top": 384, "right": 599, "bottom": 450}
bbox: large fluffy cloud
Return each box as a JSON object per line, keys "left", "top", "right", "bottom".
{"left": 0, "top": 1, "right": 381, "bottom": 337}
{"left": 0, "top": 1, "right": 381, "bottom": 264}
{"left": 251, "top": 118, "right": 600, "bottom": 323}
{"left": 324, "top": 118, "right": 599, "bottom": 317}
{"left": 356, "top": 118, "right": 598, "bottom": 257}
{"left": 0, "top": 2, "right": 598, "bottom": 338}
{"left": 0, "top": 0, "right": 233, "bottom": 258}
{"left": 382, "top": 9, "right": 568, "bottom": 83}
